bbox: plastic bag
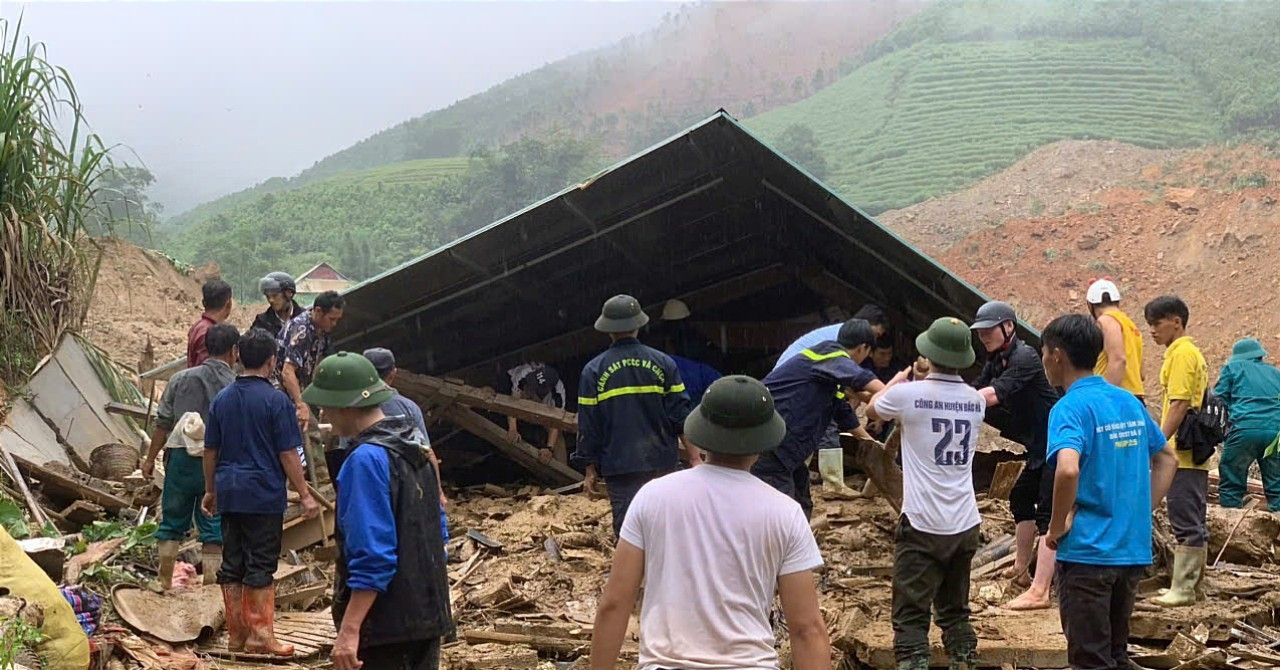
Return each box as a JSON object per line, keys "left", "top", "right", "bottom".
{"left": 818, "top": 448, "right": 845, "bottom": 491}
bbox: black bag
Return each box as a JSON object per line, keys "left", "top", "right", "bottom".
{"left": 1176, "top": 389, "right": 1229, "bottom": 466}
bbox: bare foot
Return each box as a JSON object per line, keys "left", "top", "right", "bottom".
{"left": 1000, "top": 563, "right": 1027, "bottom": 579}
{"left": 1005, "top": 589, "right": 1052, "bottom": 611}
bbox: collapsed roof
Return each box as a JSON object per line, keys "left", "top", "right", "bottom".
{"left": 334, "top": 111, "right": 1022, "bottom": 381}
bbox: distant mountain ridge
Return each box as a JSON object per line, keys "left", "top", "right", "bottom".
{"left": 165, "top": 0, "right": 926, "bottom": 230}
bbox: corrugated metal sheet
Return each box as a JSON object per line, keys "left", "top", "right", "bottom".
{"left": 334, "top": 112, "right": 1025, "bottom": 379}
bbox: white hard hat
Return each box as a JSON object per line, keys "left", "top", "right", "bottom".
{"left": 661, "top": 299, "right": 691, "bottom": 321}
{"left": 1086, "top": 279, "right": 1121, "bottom": 305}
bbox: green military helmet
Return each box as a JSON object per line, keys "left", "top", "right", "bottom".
{"left": 684, "top": 375, "right": 787, "bottom": 455}
{"left": 916, "top": 317, "right": 977, "bottom": 370}
{"left": 301, "top": 352, "right": 395, "bottom": 409}
{"left": 594, "top": 294, "right": 650, "bottom": 333}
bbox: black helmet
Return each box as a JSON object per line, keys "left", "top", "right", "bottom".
{"left": 970, "top": 300, "right": 1017, "bottom": 330}
{"left": 259, "top": 271, "right": 296, "bottom": 295}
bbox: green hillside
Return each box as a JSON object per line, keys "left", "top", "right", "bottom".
{"left": 172, "top": 136, "right": 601, "bottom": 299}
{"left": 165, "top": 157, "right": 470, "bottom": 232}
{"left": 751, "top": 38, "right": 1216, "bottom": 212}
{"left": 750, "top": 0, "right": 1280, "bottom": 213}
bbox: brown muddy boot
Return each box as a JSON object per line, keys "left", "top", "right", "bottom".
{"left": 202, "top": 543, "right": 222, "bottom": 586}
{"left": 220, "top": 584, "right": 248, "bottom": 652}
{"left": 157, "top": 540, "right": 180, "bottom": 590}
{"left": 244, "top": 586, "right": 294, "bottom": 657}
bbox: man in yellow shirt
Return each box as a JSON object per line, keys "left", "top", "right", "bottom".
{"left": 1086, "top": 279, "right": 1145, "bottom": 399}
{"left": 1144, "top": 296, "right": 1209, "bottom": 607}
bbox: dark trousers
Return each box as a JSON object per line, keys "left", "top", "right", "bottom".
{"left": 218, "top": 513, "right": 284, "bottom": 588}
{"left": 892, "top": 515, "right": 981, "bottom": 663}
{"left": 1009, "top": 464, "right": 1054, "bottom": 533}
{"left": 360, "top": 638, "right": 442, "bottom": 670}
{"left": 1220, "top": 429, "right": 1280, "bottom": 510}
{"left": 1056, "top": 562, "right": 1144, "bottom": 670}
{"left": 751, "top": 453, "right": 813, "bottom": 519}
{"left": 605, "top": 470, "right": 672, "bottom": 539}
{"left": 1167, "top": 468, "right": 1208, "bottom": 547}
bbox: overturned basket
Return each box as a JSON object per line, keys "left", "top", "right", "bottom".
{"left": 89, "top": 443, "right": 139, "bottom": 481}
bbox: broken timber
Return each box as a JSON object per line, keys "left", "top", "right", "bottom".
{"left": 395, "top": 371, "right": 577, "bottom": 434}
{"left": 442, "top": 405, "right": 581, "bottom": 486}
{"left": 10, "top": 452, "right": 130, "bottom": 513}
{"left": 843, "top": 432, "right": 903, "bottom": 515}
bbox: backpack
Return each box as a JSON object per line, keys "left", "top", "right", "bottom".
{"left": 1176, "top": 389, "right": 1229, "bottom": 466}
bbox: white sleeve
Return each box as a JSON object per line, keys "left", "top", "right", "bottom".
{"left": 779, "top": 506, "right": 824, "bottom": 576}
{"left": 618, "top": 488, "right": 649, "bottom": 550}
{"left": 872, "top": 383, "right": 910, "bottom": 421}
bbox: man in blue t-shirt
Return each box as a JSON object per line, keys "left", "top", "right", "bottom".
{"left": 1039, "top": 315, "right": 1177, "bottom": 670}
{"left": 203, "top": 328, "right": 318, "bottom": 657}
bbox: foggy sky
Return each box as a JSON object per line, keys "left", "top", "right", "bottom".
{"left": 2, "top": 1, "right": 672, "bottom": 215}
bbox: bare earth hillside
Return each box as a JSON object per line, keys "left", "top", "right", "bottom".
{"left": 880, "top": 140, "right": 1189, "bottom": 250}
{"left": 83, "top": 237, "right": 257, "bottom": 369}
{"left": 934, "top": 145, "right": 1280, "bottom": 397}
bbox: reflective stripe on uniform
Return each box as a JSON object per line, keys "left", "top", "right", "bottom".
{"left": 579, "top": 383, "right": 684, "bottom": 406}
{"left": 800, "top": 348, "right": 850, "bottom": 362}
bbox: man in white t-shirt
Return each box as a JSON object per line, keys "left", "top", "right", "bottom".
{"left": 590, "top": 375, "right": 830, "bottom": 670}
{"left": 868, "top": 317, "right": 986, "bottom": 670}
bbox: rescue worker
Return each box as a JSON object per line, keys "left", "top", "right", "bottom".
{"left": 1086, "top": 279, "right": 1145, "bottom": 398}
{"left": 142, "top": 323, "right": 239, "bottom": 589}
{"left": 252, "top": 272, "right": 304, "bottom": 339}
{"left": 1215, "top": 338, "right": 1280, "bottom": 511}
{"left": 590, "top": 376, "right": 830, "bottom": 670}
{"left": 575, "top": 295, "right": 698, "bottom": 539}
{"left": 188, "top": 279, "right": 233, "bottom": 368}
{"left": 203, "top": 328, "right": 318, "bottom": 657}
{"left": 302, "top": 353, "right": 454, "bottom": 670}
{"left": 752, "top": 318, "right": 884, "bottom": 518}
{"left": 776, "top": 304, "right": 890, "bottom": 367}
{"left": 278, "top": 290, "right": 345, "bottom": 430}
{"left": 970, "top": 300, "right": 1059, "bottom": 610}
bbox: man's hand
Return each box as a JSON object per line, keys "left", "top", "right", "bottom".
{"left": 687, "top": 448, "right": 704, "bottom": 467}
{"left": 439, "top": 491, "right": 450, "bottom": 508}
{"left": 332, "top": 627, "right": 363, "bottom": 670}
{"left": 538, "top": 448, "right": 553, "bottom": 464}
{"left": 141, "top": 456, "right": 157, "bottom": 480}
{"left": 201, "top": 492, "right": 217, "bottom": 518}
{"left": 300, "top": 494, "right": 320, "bottom": 520}
{"left": 1045, "top": 509, "right": 1075, "bottom": 551}
{"left": 913, "top": 357, "right": 931, "bottom": 378}
{"left": 584, "top": 465, "right": 603, "bottom": 498}
{"left": 296, "top": 403, "right": 312, "bottom": 428}
{"left": 507, "top": 426, "right": 520, "bottom": 443}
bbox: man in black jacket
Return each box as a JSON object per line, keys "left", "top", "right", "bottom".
{"left": 970, "top": 300, "right": 1060, "bottom": 610}
{"left": 576, "top": 295, "right": 698, "bottom": 539}
{"left": 252, "top": 272, "right": 304, "bottom": 338}
{"left": 303, "top": 352, "right": 453, "bottom": 670}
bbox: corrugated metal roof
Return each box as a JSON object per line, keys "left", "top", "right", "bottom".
{"left": 334, "top": 111, "right": 1025, "bottom": 378}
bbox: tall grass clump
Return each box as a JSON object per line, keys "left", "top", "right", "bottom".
{"left": 0, "top": 18, "right": 111, "bottom": 384}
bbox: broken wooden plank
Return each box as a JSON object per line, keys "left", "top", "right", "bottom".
{"left": 443, "top": 405, "right": 580, "bottom": 485}
{"left": 0, "top": 440, "right": 53, "bottom": 527}
{"left": 276, "top": 584, "right": 328, "bottom": 608}
{"left": 104, "top": 401, "right": 155, "bottom": 422}
{"left": 10, "top": 453, "right": 131, "bottom": 513}
{"left": 843, "top": 432, "right": 903, "bottom": 515}
{"left": 396, "top": 372, "right": 577, "bottom": 433}
{"left": 988, "top": 460, "right": 1025, "bottom": 500}
{"left": 58, "top": 500, "right": 105, "bottom": 526}
{"left": 280, "top": 508, "right": 335, "bottom": 554}
{"left": 972, "top": 534, "right": 1015, "bottom": 571}
{"left": 461, "top": 630, "right": 588, "bottom": 654}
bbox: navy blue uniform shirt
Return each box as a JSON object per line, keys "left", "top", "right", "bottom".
{"left": 576, "top": 338, "right": 693, "bottom": 477}
{"left": 764, "top": 341, "right": 877, "bottom": 470}
{"left": 206, "top": 376, "right": 304, "bottom": 515}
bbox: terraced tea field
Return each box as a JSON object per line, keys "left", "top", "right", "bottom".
{"left": 750, "top": 38, "right": 1217, "bottom": 213}
{"left": 331, "top": 157, "right": 473, "bottom": 187}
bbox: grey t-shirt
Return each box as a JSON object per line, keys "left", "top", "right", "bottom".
{"left": 157, "top": 359, "right": 236, "bottom": 432}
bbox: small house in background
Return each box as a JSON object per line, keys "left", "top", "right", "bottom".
{"left": 295, "top": 262, "right": 353, "bottom": 304}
